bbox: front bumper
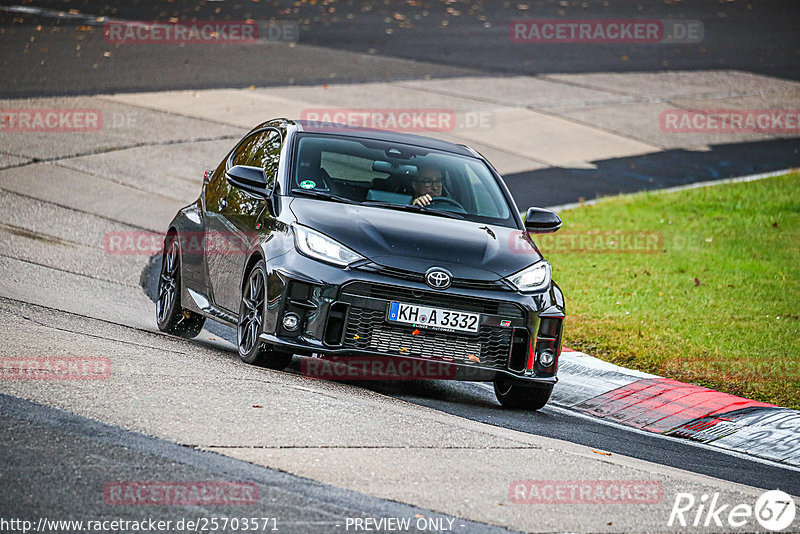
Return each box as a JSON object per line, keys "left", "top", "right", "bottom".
{"left": 259, "top": 252, "right": 565, "bottom": 385}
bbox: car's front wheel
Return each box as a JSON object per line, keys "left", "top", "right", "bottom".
{"left": 237, "top": 260, "right": 293, "bottom": 370}
{"left": 493, "top": 377, "right": 552, "bottom": 411}
{"left": 156, "top": 236, "right": 206, "bottom": 338}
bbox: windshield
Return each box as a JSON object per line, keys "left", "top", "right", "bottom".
{"left": 291, "top": 134, "right": 515, "bottom": 226}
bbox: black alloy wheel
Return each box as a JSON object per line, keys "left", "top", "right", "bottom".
{"left": 156, "top": 236, "right": 205, "bottom": 338}
{"left": 237, "top": 260, "right": 293, "bottom": 370}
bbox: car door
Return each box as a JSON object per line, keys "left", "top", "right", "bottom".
{"left": 204, "top": 128, "right": 282, "bottom": 313}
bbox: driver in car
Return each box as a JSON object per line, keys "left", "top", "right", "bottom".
{"left": 411, "top": 164, "right": 445, "bottom": 207}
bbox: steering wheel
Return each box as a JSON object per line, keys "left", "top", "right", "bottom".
{"left": 428, "top": 196, "right": 467, "bottom": 213}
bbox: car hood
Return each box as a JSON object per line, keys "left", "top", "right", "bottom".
{"left": 289, "top": 198, "right": 543, "bottom": 280}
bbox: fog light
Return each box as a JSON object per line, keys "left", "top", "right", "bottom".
{"left": 538, "top": 349, "right": 556, "bottom": 368}
{"left": 282, "top": 312, "right": 300, "bottom": 332}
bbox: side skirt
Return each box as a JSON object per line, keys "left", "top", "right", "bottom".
{"left": 186, "top": 287, "right": 238, "bottom": 325}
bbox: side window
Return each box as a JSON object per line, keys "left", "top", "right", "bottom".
{"left": 466, "top": 165, "right": 505, "bottom": 218}
{"left": 206, "top": 130, "right": 281, "bottom": 213}
{"left": 229, "top": 129, "right": 282, "bottom": 187}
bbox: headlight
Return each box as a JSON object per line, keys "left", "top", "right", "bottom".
{"left": 293, "top": 225, "right": 364, "bottom": 267}
{"left": 506, "top": 261, "right": 551, "bottom": 292}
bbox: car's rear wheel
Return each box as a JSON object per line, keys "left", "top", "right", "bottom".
{"left": 493, "top": 377, "right": 552, "bottom": 411}
{"left": 156, "top": 236, "right": 206, "bottom": 338}
{"left": 237, "top": 260, "right": 293, "bottom": 370}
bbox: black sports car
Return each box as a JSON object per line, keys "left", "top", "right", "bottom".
{"left": 156, "top": 118, "right": 565, "bottom": 410}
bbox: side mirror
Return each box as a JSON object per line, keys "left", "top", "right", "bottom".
{"left": 524, "top": 207, "right": 562, "bottom": 234}
{"left": 226, "top": 165, "right": 271, "bottom": 199}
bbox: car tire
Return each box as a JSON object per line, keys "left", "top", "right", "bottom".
{"left": 156, "top": 236, "right": 206, "bottom": 338}
{"left": 493, "top": 377, "right": 552, "bottom": 411}
{"left": 237, "top": 260, "right": 293, "bottom": 370}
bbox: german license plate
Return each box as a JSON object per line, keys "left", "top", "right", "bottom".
{"left": 387, "top": 301, "right": 480, "bottom": 333}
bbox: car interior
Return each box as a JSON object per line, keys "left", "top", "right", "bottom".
{"left": 292, "top": 135, "right": 513, "bottom": 224}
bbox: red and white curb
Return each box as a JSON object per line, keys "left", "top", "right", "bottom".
{"left": 545, "top": 170, "right": 799, "bottom": 468}
{"left": 554, "top": 348, "right": 800, "bottom": 467}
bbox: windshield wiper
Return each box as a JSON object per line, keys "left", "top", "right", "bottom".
{"left": 291, "top": 189, "right": 358, "bottom": 204}
{"left": 361, "top": 201, "right": 464, "bottom": 219}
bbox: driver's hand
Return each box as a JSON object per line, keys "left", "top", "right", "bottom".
{"left": 413, "top": 194, "right": 432, "bottom": 206}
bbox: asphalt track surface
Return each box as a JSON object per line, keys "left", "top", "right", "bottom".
{"left": 140, "top": 268, "right": 800, "bottom": 498}
{"left": 2, "top": 0, "right": 800, "bottom": 530}
{"left": 2, "top": 0, "right": 799, "bottom": 98}
{"left": 2, "top": 1, "right": 799, "bottom": 209}
{"left": 0, "top": 393, "right": 512, "bottom": 534}
{"left": 504, "top": 138, "right": 800, "bottom": 209}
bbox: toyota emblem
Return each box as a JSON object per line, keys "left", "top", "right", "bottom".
{"left": 425, "top": 268, "right": 452, "bottom": 290}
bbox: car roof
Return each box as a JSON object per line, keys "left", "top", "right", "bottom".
{"left": 289, "top": 119, "right": 477, "bottom": 158}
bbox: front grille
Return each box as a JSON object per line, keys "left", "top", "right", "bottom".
{"left": 342, "top": 282, "right": 523, "bottom": 317}
{"left": 356, "top": 263, "right": 509, "bottom": 292}
{"left": 342, "top": 303, "right": 513, "bottom": 370}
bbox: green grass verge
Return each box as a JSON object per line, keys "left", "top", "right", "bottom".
{"left": 544, "top": 171, "right": 800, "bottom": 409}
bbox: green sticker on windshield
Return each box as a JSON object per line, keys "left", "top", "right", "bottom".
{"left": 299, "top": 180, "right": 316, "bottom": 189}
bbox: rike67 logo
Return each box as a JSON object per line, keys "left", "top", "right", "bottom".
{"left": 669, "top": 489, "right": 796, "bottom": 531}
